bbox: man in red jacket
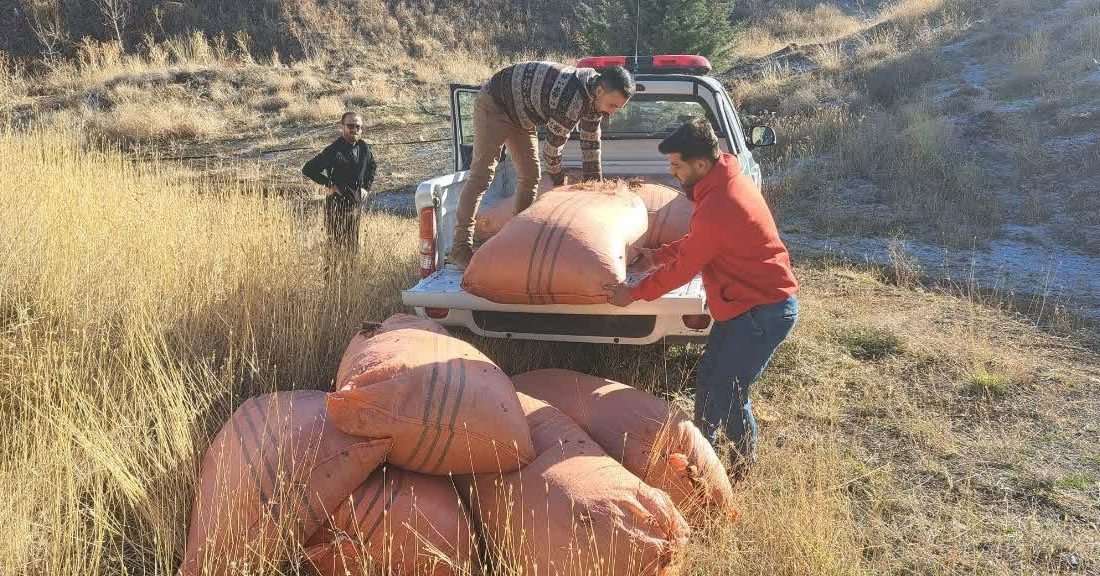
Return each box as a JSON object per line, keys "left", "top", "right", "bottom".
{"left": 607, "top": 119, "right": 799, "bottom": 465}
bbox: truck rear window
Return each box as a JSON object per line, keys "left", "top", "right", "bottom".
{"left": 602, "top": 97, "right": 721, "bottom": 138}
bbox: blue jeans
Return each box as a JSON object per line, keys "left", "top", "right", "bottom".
{"left": 695, "top": 295, "right": 799, "bottom": 460}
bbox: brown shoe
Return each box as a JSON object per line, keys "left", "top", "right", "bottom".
{"left": 445, "top": 243, "right": 473, "bottom": 270}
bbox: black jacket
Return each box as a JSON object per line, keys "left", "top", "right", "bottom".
{"left": 302, "top": 138, "right": 376, "bottom": 204}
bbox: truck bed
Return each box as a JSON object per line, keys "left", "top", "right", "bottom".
{"left": 403, "top": 269, "right": 706, "bottom": 315}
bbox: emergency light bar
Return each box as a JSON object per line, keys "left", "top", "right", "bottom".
{"left": 576, "top": 55, "right": 712, "bottom": 75}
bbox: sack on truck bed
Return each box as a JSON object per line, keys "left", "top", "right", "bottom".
{"left": 513, "top": 369, "right": 735, "bottom": 525}
{"left": 304, "top": 466, "right": 477, "bottom": 576}
{"left": 179, "top": 391, "right": 390, "bottom": 576}
{"left": 455, "top": 393, "right": 690, "bottom": 576}
{"left": 462, "top": 182, "right": 648, "bottom": 305}
{"left": 327, "top": 314, "right": 535, "bottom": 475}
{"left": 473, "top": 199, "right": 514, "bottom": 242}
{"left": 628, "top": 183, "right": 693, "bottom": 249}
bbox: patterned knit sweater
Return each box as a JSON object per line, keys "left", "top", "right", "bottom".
{"left": 485, "top": 61, "right": 604, "bottom": 181}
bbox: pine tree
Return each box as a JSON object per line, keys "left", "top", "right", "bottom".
{"left": 577, "top": 0, "right": 737, "bottom": 69}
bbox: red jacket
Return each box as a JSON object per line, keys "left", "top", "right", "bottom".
{"left": 630, "top": 153, "right": 798, "bottom": 322}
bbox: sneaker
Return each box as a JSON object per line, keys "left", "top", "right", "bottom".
{"left": 445, "top": 243, "right": 474, "bottom": 270}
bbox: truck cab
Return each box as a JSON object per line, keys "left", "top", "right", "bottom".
{"left": 401, "top": 55, "right": 776, "bottom": 344}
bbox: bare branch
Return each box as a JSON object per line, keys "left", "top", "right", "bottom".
{"left": 93, "top": 0, "right": 131, "bottom": 46}
{"left": 22, "top": 0, "right": 68, "bottom": 63}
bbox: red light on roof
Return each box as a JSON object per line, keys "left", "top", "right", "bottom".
{"left": 576, "top": 56, "right": 628, "bottom": 69}
{"left": 577, "top": 55, "right": 712, "bottom": 74}
{"left": 653, "top": 55, "right": 711, "bottom": 70}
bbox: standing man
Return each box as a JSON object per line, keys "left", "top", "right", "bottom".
{"left": 447, "top": 61, "right": 636, "bottom": 269}
{"left": 302, "top": 111, "right": 376, "bottom": 272}
{"left": 606, "top": 119, "right": 799, "bottom": 468}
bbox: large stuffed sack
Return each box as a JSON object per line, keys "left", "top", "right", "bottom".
{"left": 474, "top": 173, "right": 563, "bottom": 242}
{"left": 473, "top": 200, "right": 514, "bottom": 242}
{"left": 336, "top": 314, "right": 449, "bottom": 387}
{"left": 304, "top": 466, "right": 477, "bottom": 576}
{"left": 179, "top": 391, "right": 391, "bottom": 576}
{"left": 462, "top": 182, "right": 648, "bottom": 304}
{"left": 456, "top": 393, "right": 690, "bottom": 575}
{"left": 327, "top": 314, "right": 535, "bottom": 475}
{"left": 512, "top": 369, "right": 734, "bottom": 525}
{"left": 628, "top": 183, "right": 693, "bottom": 249}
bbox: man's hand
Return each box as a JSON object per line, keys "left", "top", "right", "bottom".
{"left": 327, "top": 184, "right": 342, "bottom": 197}
{"left": 604, "top": 282, "right": 634, "bottom": 307}
{"left": 628, "top": 246, "right": 658, "bottom": 273}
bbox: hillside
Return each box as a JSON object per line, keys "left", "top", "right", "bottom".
{"left": 0, "top": 0, "right": 579, "bottom": 59}
{"left": 725, "top": 0, "right": 1100, "bottom": 323}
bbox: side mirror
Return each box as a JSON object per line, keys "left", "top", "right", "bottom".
{"left": 749, "top": 125, "right": 777, "bottom": 148}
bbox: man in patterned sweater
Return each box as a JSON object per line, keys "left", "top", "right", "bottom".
{"left": 447, "top": 61, "right": 636, "bottom": 269}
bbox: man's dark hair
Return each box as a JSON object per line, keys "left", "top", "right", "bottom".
{"left": 597, "top": 66, "right": 636, "bottom": 99}
{"left": 658, "top": 118, "right": 720, "bottom": 161}
{"left": 340, "top": 111, "right": 362, "bottom": 124}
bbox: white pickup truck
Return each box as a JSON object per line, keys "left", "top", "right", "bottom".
{"left": 401, "top": 55, "right": 776, "bottom": 345}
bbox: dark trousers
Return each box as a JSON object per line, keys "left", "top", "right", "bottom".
{"left": 695, "top": 295, "right": 799, "bottom": 463}
{"left": 324, "top": 195, "right": 360, "bottom": 273}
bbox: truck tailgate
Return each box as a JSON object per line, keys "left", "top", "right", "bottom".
{"left": 402, "top": 269, "right": 705, "bottom": 315}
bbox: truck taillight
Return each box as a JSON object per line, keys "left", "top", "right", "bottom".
{"left": 682, "top": 314, "right": 712, "bottom": 330}
{"left": 418, "top": 207, "right": 436, "bottom": 278}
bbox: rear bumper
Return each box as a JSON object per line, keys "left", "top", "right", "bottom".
{"left": 410, "top": 307, "right": 710, "bottom": 345}
{"left": 402, "top": 269, "right": 709, "bottom": 344}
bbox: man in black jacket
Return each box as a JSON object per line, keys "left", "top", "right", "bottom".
{"left": 302, "top": 111, "right": 377, "bottom": 268}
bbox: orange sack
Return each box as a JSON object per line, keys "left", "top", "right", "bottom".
{"left": 512, "top": 369, "right": 734, "bottom": 525}
{"left": 473, "top": 199, "right": 514, "bottom": 242}
{"left": 179, "top": 391, "right": 390, "bottom": 576}
{"left": 462, "top": 182, "right": 648, "bottom": 304}
{"left": 629, "top": 183, "right": 693, "bottom": 249}
{"left": 327, "top": 314, "right": 535, "bottom": 475}
{"left": 304, "top": 466, "right": 477, "bottom": 576}
{"left": 456, "top": 393, "right": 690, "bottom": 575}
{"left": 473, "top": 173, "right": 562, "bottom": 242}
{"left": 336, "top": 314, "right": 450, "bottom": 387}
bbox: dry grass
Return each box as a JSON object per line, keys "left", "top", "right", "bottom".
{"left": 85, "top": 99, "right": 229, "bottom": 144}
{"left": 857, "top": 27, "right": 903, "bottom": 60}
{"left": 284, "top": 95, "right": 348, "bottom": 126}
{"left": 729, "top": 0, "right": 970, "bottom": 65}
{"left": 879, "top": 0, "right": 949, "bottom": 26}
{"left": 833, "top": 102, "right": 996, "bottom": 240}
{"left": 1007, "top": 29, "right": 1050, "bottom": 91}
{"left": 736, "top": 0, "right": 1015, "bottom": 241}
{"left": 5, "top": 31, "right": 508, "bottom": 149}
{"left": 2, "top": 129, "right": 1098, "bottom": 575}
{"left": 0, "top": 128, "right": 416, "bottom": 574}
{"left": 0, "top": 51, "right": 29, "bottom": 114}
{"left": 811, "top": 44, "right": 847, "bottom": 73}
{"left": 731, "top": 4, "right": 866, "bottom": 61}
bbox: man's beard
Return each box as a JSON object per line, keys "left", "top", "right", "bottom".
{"left": 678, "top": 173, "right": 700, "bottom": 200}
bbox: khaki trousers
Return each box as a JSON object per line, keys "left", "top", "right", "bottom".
{"left": 452, "top": 89, "right": 540, "bottom": 248}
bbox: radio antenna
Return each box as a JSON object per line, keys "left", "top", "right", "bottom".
{"left": 633, "top": 0, "right": 642, "bottom": 71}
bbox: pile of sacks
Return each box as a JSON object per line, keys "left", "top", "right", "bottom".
{"left": 179, "top": 314, "right": 736, "bottom": 576}
{"left": 466, "top": 180, "right": 694, "bottom": 305}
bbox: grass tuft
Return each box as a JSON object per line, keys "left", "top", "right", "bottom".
{"left": 964, "top": 365, "right": 1011, "bottom": 395}
{"left": 839, "top": 326, "right": 905, "bottom": 360}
